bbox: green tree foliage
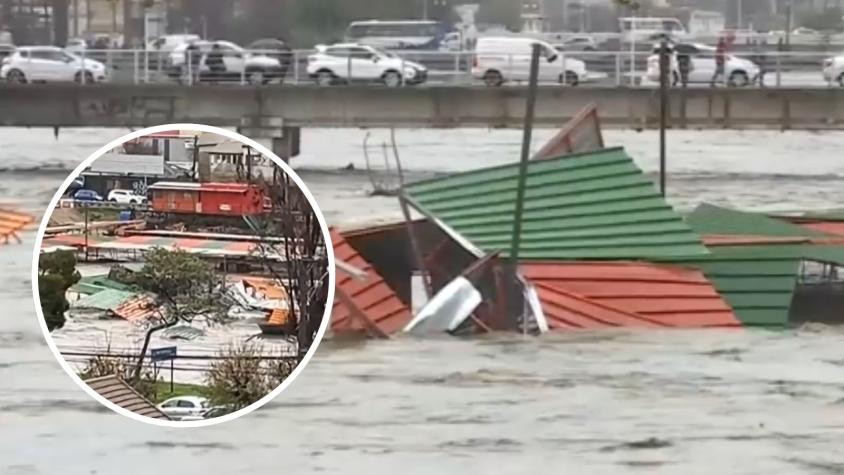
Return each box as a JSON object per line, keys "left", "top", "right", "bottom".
{"left": 38, "top": 250, "right": 81, "bottom": 332}
{"left": 133, "top": 247, "right": 224, "bottom": 323}
{"left": 205, "top": 342, "right": 296, "bottom": 410}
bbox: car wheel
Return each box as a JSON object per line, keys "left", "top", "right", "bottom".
{"left": 247, "top": 69, "right": 266, "bottom": 85}
{"left": 382, "top": 70, "right": 402, "bottom": 87}
{"left": 671, "top": 71, "right": 679, "bottom": 87}
{"left": 7, "top": 69, "right": 26, "bottom": 84}
{"left": 315, "top": 70, "right": 334, "bottom": 87}
{"left": 483, "top": 70, "right": 503, "bottom": 87}
{"left": 74, "top": 71, "right": 94, "bottom": 84}
{"left": 838, "top": 73, "right": 844, "bottom": 87}
{"left": 130, "top": 199, "right": 137, "bottom": 204}
{"left": 108, "top": 198, "right": 116, "bottom": 202}
{"left": 728, "top": 71, "right": 749, "bottom": 87}
{"left": 561, "top": 71, "right": 579, "bottom": 86}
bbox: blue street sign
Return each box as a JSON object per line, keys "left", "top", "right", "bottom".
{"left": 150, "top": 346, "right": 177, "bottom": 362}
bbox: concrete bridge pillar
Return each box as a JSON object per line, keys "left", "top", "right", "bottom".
{"left": 238, "top": 116, "right": 300, "bottom": 162}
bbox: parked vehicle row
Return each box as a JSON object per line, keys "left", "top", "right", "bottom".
{"left": 2, "top": 36, "right": 843, "bottom": 87}
{"left": 69, "top": 188, "right": 147, "bottom": 204}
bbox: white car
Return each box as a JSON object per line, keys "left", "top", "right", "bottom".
{"left": 823, "top": 53, "right": 844, "bottom": 86}
{"left": 167, "top": 40, "right": 285, "bottom": 84}
{"left": 307, "top": 43, "right": 428, "bottom": 87}
{"left": 107, "top": 189, "right": 147, "bottom": 204}
{"left": 65, "top": 38, "right": 87, "bottom": 55}
{"left": 646, "top": 42, "right": 759, "bottom": 87}
{"left": 147, "top": 34, "right": 201, "bottom": 52}
{"left": 157, "top": 396, "right": 210, "bottom": 420}
{"left": 1, "top": 46, "right": 107, "bottom": 83}
{"left": 471, "top": 37, "right": 588, "bottom": 86}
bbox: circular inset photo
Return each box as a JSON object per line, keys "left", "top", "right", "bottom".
{"left": 32, "top": 125, "right": 333, "bottom": 427}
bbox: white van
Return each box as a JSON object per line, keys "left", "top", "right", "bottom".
{"left": 471, "top": 37, "right": 587, "bottom": 86}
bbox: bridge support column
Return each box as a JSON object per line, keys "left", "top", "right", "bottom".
{"left": 239, "top": 116, "right": 301, "bottom": 162}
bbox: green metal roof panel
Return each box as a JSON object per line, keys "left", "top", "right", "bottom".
{"left": 70, "top": 275, "right": 135, "bottom": 295}
{"left": 687, "top": 204, "right": 834, "bottom": 238}
{"left": 71, "top": 289, "right": 137, "bottom": 311}
{"left": 664, "top": 249, "right": 801, "bottom": 327}
{"left": 404, "top": 147, "right": 707, "bottom": 260}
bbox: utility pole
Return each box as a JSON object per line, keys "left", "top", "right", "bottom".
{"left": 737, "top": 0, "right": 742, "bottom": 29}
{"left": 423, "top": 0, "right": 428, "bottom": 20}
{"left": 658, "top": 37, "right": 669, "bottom": 197}
{"left": 562, "top": 0, "right": 568, "bottom": 30}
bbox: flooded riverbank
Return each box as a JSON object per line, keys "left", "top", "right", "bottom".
{"left": 2, "top": 128, "right": 844, "bottom": 473}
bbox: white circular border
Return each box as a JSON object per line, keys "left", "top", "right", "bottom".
{"left": 30, "top": 124, "right": 336, "bottom": 428}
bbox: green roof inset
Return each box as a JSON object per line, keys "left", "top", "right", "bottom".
{"left": 71, "top": 289, "right": 137, "bottom": 312}
{"left": 404, "top": 147, "right": 707, "bottom": 260}
{"left": 687, "top": 204, "right": 834, "bottom": 238}
{"left": 666, "top": 243, "right": 844, "bottom": 327}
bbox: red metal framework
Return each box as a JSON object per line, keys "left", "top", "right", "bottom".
{"left": 148, "top": 182, "right": 267, "bottom": 217}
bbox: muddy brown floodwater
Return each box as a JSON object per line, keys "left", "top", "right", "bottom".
{"left": 1, "top": 128, "right": 844, "bottom": 474}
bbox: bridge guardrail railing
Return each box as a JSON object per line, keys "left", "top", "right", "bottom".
{"left": 3, "top": 48, "right": 842, "bottom": 89}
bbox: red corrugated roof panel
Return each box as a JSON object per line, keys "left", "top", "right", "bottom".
{"left": 331, "top": 230, "right": 411, "bottom": 335}
{"left": 799, "top": 221, "right": 844, "bottom": 237}
{"left": 522, "top": 261, "right": 740, "bottom": 329}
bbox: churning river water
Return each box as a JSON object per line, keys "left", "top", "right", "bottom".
{"left": 1, "top": 127, "right": 844, "bottom": 474}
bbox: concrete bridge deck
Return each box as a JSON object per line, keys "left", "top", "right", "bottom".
{"left": 1, "top": 84, "right": 844, "bottom": 130}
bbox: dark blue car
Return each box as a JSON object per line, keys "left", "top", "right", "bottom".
{"left": 73, "top": 189, "right": 103, "bottom": 202}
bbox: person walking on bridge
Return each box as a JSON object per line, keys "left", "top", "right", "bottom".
{"left": 710, "top": 37, "right": 727, "bottom": 87}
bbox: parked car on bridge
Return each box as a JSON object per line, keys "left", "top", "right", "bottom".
{"left": 147, "top": 34, "right": 201, "bottom": 52}
{"left": 472, "top": 37, "right": 588, "bottom": 86}
{"left": 307, "top": 43, "right": 428, "bottom": 87}
{"left": 166, "top": 40, "right": 286, "bottom": 84}
{"left": 554, "top": 35, "right": 599, "bottom": 52}
{"left": 73, "top": 189, "right": 104, "bottom": 202}
{"left": 246, "top": 38, "right": 293, "bottom": 80}
{"left": 157, "top": 396, "right": 211, "bottom": 420}
{"left": 823, "top": 53, "right": 844, "bottom": 86}
{"left": 1, "top": 46, "right": 107, "bottom": 83}
{"left": 107, "top": 189, "right": 147, "bottom": 204}
{"left": 646, "top": 42, "right": 759, "bottom": 87}
{"left": 65, "top": 38, "right": 87, "bottom": 55}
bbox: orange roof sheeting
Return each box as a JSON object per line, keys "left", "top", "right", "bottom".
{"left": 267, "top": 308, "right": 290, "bottom": 325}
{"left": 113, "top": 295, "right": 157, "bottom": 322}
{"left": 331, "top": 230, "right": 411, "bottom": 335}
{"left": 522, "top": 262, "right": 741, "bottom": 329}
{"left": 0, "top": 207, "right": 35, "bottom": 244}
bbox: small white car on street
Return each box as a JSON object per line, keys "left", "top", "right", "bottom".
{"left": 823, "top": 53, "right": 844, "bottom": 86}
{"left": 107, "top": 189, "right": 147, "bottom": 204}
{"left": 307, "top": 43, "right": 428, "bottom": 87}
{"left": 471, "top": 37, "right": 588, "bottom": 86}
{"left": 1, "top": 46, "right": 107, "bottom": 83}
{"left": 646, "top": 42, "right": 759, "bottom": 87}
{"left": 157, "top": 396, "right": 210, "bottom": 420}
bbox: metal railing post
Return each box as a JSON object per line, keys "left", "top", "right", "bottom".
{"left": 133, "top": 50, "right": 139, "bottom": 84}
{"left": 615, "top": 52, "right": 621, "bottom": 86}
{"left": 144, "top": 48, "right": 149, "bottom": 83}
{"left": 106, "top": 50, "right": 113, "bottom": 82}
{"left": 293, "top": 50, "right": 299, "bottom": 84}
{"left": 241, "top": 54, "right": 246, "bottom": 85}
{"left": 454, "top": 51, "right": 459, "bottom": 85}
{"left": 401, "top": 56, "right": 406, "bottom": 86}
{"left": 187, "top": 50, "right": 193, "bottom": 86}
{"left": 347, "top": 55, "right": 352, "bottom": 84}
{"left": 776, "top": 51, "right": 782, "bottom": 88}
{"left": 80, "top": 48, "right": 86, "bottom": 84}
